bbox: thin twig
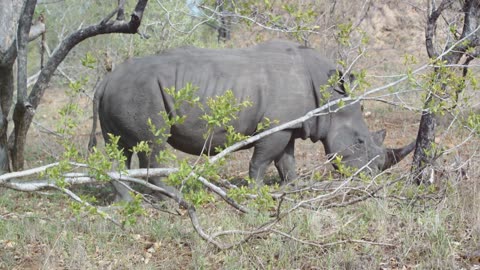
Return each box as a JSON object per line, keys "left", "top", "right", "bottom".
{"left": 58, "top": 187, "right": 122, "bottom": 227}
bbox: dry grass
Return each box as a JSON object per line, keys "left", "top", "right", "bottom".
{"left": 2, "top": 171, "right": 479, "bottom": 269}
{"left": 1, "top": 88, "right": 479, "bottom": 269}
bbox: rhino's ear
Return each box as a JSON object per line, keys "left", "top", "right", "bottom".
{"left": 371, "top": 129, "right": 387, "bottom": 146}
{"left": 348, "top": 73, "right": 356, "bottom": 84}
{"left": 327, "top": 70, "right": 348, "bottom": 96}
{"left": 327, "top": 69, "right": 340, "bottom": 80}
{"left": 327, "top": 70, "right": 354, "bottom": 84}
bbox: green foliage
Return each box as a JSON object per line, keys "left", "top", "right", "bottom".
{"left": 44, "top": 159, "right": 73, "bottom": 189}
{"left": 155, "top": 149, "right": 177, "bottom": 165}
{"left": 166, "top": 159, "right": 192, "bottom": 187}
{"left": 318, "top": 69, "right": 366, "bottom": 104}
{"left": 403, "top": 54, "right": 419, "bottom": 66}
{"left": 213, "top": 0, "right": 321, "bottom": 42}
{"left": 129, "top": 83, "right": 230, "bottom": 206}
{"left": 56, "top": 103, "right": 82, "bottom": 137}
{"left": 147, "top": 83, "right": 201, "bottom": 149}
{"left": 223, "top": 125, "right": 249, "bottom": 149}
{"left": 201, "top": 89, "right": 253, "bottom": 153}
{"left": 69, "top": 195, "right": 100, "bottom": 216}
{"left": 47, "top": 72, "right": 86, "bottom": 186}
{"left": 131, "top": 141, "right": 152, "bottom": 156}
{"left": 104, "top": 134, "right": 127, "bottom": 172}
{"left": 250, "top": 185, "right": 276, "bottom": 210}
{"left": 416, "top": 58, "right": 477, "bottom": 120}
{"left": 56, "top": 51, "right": 98, "bottom": 143}
{"left": 118, "top": 193, "right": 146, "bottom": 227}
{"left": 281, "top": 3, "right": 319, "bottom": 41}
{"left": 86, "top": 134, "right": 127, "bottom": 182}
{"left": 185, "top": 188, "right": 215, "bottom": 206}
{"left": 147, "top": 117, "right": 171, "bottom": 145}
{"left": 331, "top": 155, "right": 357, "bottom": 177}
{"left": 227, "top": 184, "right": 275, "bottom": 211}
{"left": 318, "top": 83, "right": 333, "bottom": 102}
{"left": 164, "top": 83, "right": 200, "bottom": 111}
{"left": 201, "top": 90, "right": 252, "bottom": 131}
{"left": 165, "top": 158, "right": 217, "bottom": 206}
{"left": 350, "top": 69, "right": 370, "bottom": 92}
{"left": 86, "top": 147, "right": 112, "bottom": 182}
{"left": 81, "top": 52, "right": 97, "bottom": 69}
{"left": 465, "top": 112, "right": 480, "bottom": 134}
{"left": 67, "top": 79, "right": 88, "bottom": 95}
{"left": 337, "top": 23, "right": 353, "bottom": 46}
{"left": 255, "top": 117, "right": 279, "bottom": 133}
{"left": 227, "top": 185, "right": 252, "bottom": 204}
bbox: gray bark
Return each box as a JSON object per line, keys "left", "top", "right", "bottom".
{"left": 0, "top": 0, "right": 24, "bottom": 173}
{"left": 0, "top": 1, "right": 22, "bottom": 55}
{"left": 12, "top": 0, "right": 38, "bottom": 172}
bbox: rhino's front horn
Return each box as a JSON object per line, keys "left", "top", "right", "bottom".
{"left": 382, "top": 141, "right": 416, "bottom": 171}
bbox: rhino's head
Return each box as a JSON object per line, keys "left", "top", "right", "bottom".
{"left": 322, "top": 102, "right": 415, "bottom": 173}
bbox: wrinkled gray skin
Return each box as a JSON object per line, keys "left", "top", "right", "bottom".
{"left": 89, "top": 40, "right": 415, "bottom": 201}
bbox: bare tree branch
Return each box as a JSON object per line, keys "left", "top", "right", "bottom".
{"left": 117, "top": 0, "right": 127, "bottom": 21}
{"left": 426, "top": 0, "right": 456, "bottom": 58}
{"left": 320, "top": 238, "right": 396, "bottom": 248}
{"left": 187, "top": 206, "right": 227, "bottom": 249}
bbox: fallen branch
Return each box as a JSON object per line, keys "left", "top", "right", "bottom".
{"left": 0, "top": 161, "right": 250, "bottom": 213}
{"left": 320, "top": 238, "right": 396, "bottom": 248}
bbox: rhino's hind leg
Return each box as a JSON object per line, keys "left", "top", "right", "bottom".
{"left": 274, "top": 137, "right": 297, "bottom": 183}
{"left": 112, "top": 151, "right": 134, "bottom": 202}
{"left": 138, "top": 149, "right": 180, "bottom": 201}
{"left": 249, "top": 130, "right": 293, "bottom": 186}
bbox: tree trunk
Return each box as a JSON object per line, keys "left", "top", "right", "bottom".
{"left": 12, "top": 0, "right": 38, "bottom": 171}
{"left": 412, "top": 0, "right": 480, "bottom": 183}
{"left": 411, "top": 98, "right": 437, "bottom": 183}
{"left": 216, "top": 0, "right": 231, "bottom": 43}
{"left": 9, "top": 0, "right": 150, "bottom": 170}
{"left": 0, "top": 67, "right": 14, "bottom": 173}
{"left": 0, "top": 0, "right": 24, "bottom": 174}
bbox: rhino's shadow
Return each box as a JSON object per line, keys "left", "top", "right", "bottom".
{"left": 228, "top": 174, "right": 282, "bottom": 187}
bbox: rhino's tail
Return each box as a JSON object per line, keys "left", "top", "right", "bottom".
{"left": 88, "top": 78, "right": 107, "bottom": 152}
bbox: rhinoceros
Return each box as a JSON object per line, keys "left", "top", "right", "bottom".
{"left": 89, "top": 40, "right": 415, "bottom": 201}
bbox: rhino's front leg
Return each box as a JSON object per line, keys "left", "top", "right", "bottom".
{"left": 249, "top": 130, "right": 293, "bottom": 186}
{"left": 274, "top": 137, "right": 297, "bottom": 183}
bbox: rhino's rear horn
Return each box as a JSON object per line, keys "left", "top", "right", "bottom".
{"left": 371, "top": 129, "right": 387, "bottom": 146}
{"left": 382, "top": 141, "right": 416, "bottom": 171}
